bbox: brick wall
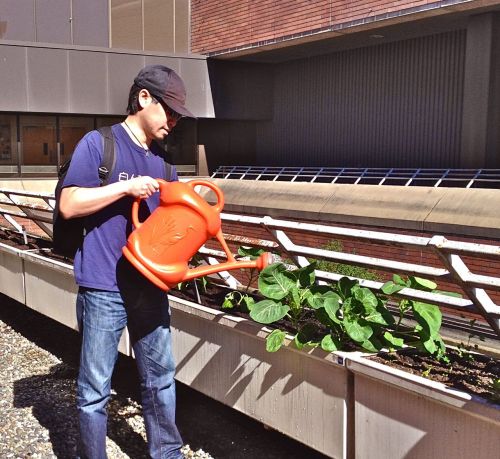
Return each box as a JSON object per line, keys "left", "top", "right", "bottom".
{"left": 191, "top": 0, "right": 436, "bottom": 54}
{"left": 205, "top": 215, "right": 500, "bottom": 306}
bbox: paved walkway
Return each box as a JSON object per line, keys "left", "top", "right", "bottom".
{"left": 0, "top": 293, "right": 327, "bottom": 459}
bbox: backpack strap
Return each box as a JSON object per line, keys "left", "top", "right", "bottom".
{"left": 96, "top": 126, "right": 116, "bottom": 186}
{"left": 164, "top": 161, "right": 174, "bottom": 181}
{"left": 151, "top": 139, "right": 175, "bottom": 182}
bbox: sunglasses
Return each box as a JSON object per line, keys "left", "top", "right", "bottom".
{"left": 152, "top": 96, "right": 182, "bottom": 123}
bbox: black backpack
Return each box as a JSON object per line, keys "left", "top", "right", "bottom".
{"left": 52, "top": 126, "right": 173, "bottom": 258}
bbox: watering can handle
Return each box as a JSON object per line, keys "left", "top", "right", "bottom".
{"left": 130, "top": 179, "right": 224, "bottom": 229}
{"left": 130, "top": 178, "right": 166, "bottom": 229}
{"left": 131, "top": 198, "right": 143, "bottom": 229}
{"left": 186, "top": 180, "right": 225, "bottom": 213}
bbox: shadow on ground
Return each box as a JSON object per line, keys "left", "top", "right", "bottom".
{"left": 2, "top": 294, "right": 328, "bottom": 458}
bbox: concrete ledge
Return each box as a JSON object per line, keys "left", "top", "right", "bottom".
{"left": 4, "top": 177, "right": 500, "bottom": 239}
{"left": 201, "top": 179, "right": 500, "bottom": 239}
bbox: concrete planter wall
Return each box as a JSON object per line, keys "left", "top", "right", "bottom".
{"left": 0, "top": 245, "right": 131, "bottom": 355}
{"left": 0, "top": 242, "right": 25, "bottom": 304}
{"left": 22, "top": 251, "right": 78, "bottom": 330}
{"left": 347, "top": 354, "right": 500, "bottom": 459}
{"left": 168, "top": 295, "right": 351, "bottom": 459}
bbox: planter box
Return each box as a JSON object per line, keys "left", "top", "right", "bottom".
{"left": 168, "top": 295, "right": 352, "bottom": 459}
{"left": 0, "top": 246, "right": 131, "bottom": 356}
{"left": 346, "top": 354, "right": 500, "bottom": 459}
{"left": 0, "top": 243, "right": 25, "bottom": 304}
{"left": 23, "top": 251, "right": 79, "bottom": 330}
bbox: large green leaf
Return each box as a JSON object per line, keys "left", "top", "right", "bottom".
{"left": 290, "top": 285, "right": 302, "bottom": 310}
{"left": 238, "top": 246, "right": 265, "bottom": 259}
{"left": 393, "top": 274, "right": 409, "bottom": 287}
{"left": 412, "top": 302, "right": 442, "bottom": 336}
{"left": 258, "top": 263, "right": 295, "bottom": 300}
{"left": 307, "top": 290, "right": 341, "bottom": 310}
{"left": 354, "top": 287, "right": 378, "bottom": 312}
{"left": 381, "top": 281, "right": 405, "bottom": 295}
{"left": 249, "top": 299, "right": 290, "bottom": 324}
{"left": 410, "top": 276, "right": 437, "bottom": 291}
{"left": 314, "top": 307, "right": 338, "bottom": 328}
{"left": 242, "top": 295, "right": 255, "bottom": 312}
{"left": 321, "top": 334, "right": 338, "bottom": 352}
{"left": 417, "top": 329, "right": 438, "bottom": 355}
{"left": 294, "top": 323, "right": 319, "bottom": 350}
{"left": 338, "top": 277, "right": 358, "bottom": 300}
{"left": 360, "top": 337, "right": 381, "bottom": 352}
{"left": 266, "top": 329, "right": 287, "bottom": 352}
{"left": 295, "top": 263, "right": 316, "bottom": 288}
{"left": 383, "top": 331, "right": 404, "bottom": 349}
{"left": 324, "top": 296, "right": 341, "bottom": 324}
{"left": 343, "top": 316, "right": 373, "bottom": 343}
{"left": 364, "top": 309, "right": 389, "bottom": 325}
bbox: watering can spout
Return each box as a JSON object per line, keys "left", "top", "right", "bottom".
{"left": 182, "top": 251, "right": 270, "bottom": 283}
{"left": 122, "top": 179, "right": 270, "bottom": 291}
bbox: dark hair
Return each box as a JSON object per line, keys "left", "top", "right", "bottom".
{"left": 127, "top": 84, "right": 141, "bottom": 114}
{"left": 127, "top": 84, "right": 162, "bottom": 114}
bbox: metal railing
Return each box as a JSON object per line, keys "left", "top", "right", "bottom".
{"left": 1, "top": 187, "right": 499, "bottom": 339}
{"left": 211, "top": 166, "right": 500, "bottom": 188}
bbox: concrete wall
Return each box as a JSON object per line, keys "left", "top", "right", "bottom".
{"left": 0, "top": 42, "right": 214, "bottom": 117}
{"left": 202, "top": 179, "right": 500, "bottom": 239}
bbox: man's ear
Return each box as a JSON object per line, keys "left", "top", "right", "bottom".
{"left": 138, "top": 89, "right": 153, "bottom": 109}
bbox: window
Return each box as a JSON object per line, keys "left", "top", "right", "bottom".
{"left": 20, "top": 115, "right": 57, "bottom": 166}
{"left": 59, "top": 116, "right": 94, "bottom": 162}
{"left": 96, "top": 116, "right": 125, "bottom": 128}
{"left": 0, "top": 114, "right": 18, "bottom": 166}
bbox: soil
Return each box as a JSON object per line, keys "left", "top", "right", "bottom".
{"left": 370, "top": 348, "right": 500, "bottom": 404}
{"left": 2, "top": 228, "right": 500, "bottom": 406}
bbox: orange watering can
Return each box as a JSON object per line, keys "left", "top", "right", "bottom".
{"left": 122, "top": 179, "right": 270, "bottom": 291}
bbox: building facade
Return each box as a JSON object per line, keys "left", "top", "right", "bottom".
{"left": 0, "top": 0, "right": 213, "bottom": 178}
{"left": 191, "top": 0, "right": 500, "bottom": 171}
{"left": 2, "top": 0, "right": 500, "bottom": 175}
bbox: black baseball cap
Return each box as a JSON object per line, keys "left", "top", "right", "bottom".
{"left": 134, "top": 65, "right": 195, "bottom": 118}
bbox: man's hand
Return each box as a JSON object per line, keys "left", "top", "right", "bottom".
{"left": 126, "top": 176, "right": 160, "bottom": 199}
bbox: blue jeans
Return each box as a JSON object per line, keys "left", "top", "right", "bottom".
{"left": 76, "top": 287, "right": 183, "bottom": 459}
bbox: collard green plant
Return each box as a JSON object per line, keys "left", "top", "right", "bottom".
{"left": 222, "top": 290, "right": 255, "bottom": 312}
{"left": 248, "top": 262, "right": 450, "bottom": 360}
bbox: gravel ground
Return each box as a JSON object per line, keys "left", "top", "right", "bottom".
{"left": 0, "top": 293, "right": 328, "bottom": 459}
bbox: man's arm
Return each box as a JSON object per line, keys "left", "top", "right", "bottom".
{"left": 59, "top": 175, "right": 160, "bottom": 219}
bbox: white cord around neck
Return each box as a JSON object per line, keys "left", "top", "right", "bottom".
{"left": 123, "top": 121, "right": 149, "bottom": 152}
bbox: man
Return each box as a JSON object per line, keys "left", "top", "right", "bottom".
{"left": 59, "top": 65, "right": 194, "bottom": 459}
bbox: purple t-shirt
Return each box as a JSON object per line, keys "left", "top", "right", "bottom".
{"left": 62, "top": 123, "right": 178, "bottom": 291}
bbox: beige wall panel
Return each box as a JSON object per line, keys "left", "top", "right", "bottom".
{"left": 144, "top": 55, "right": 181, "bottom": 73}
{"left": 174, "top": 0, "right": 190, "bottom": 53}
{"left": 144, "top": 0, "right": 175, "bottom": 52}
{"left": 26, "top": 47, "right": 69, "bottom": 113}
{"left": 0, "top": 45, "right": 28, "bottom": 112}
{"left": 72, "top": 0, "right": 110, "bottom": 47}
{"left": 179, "top": 59, "right": 215, "bottom": 118}
{"left": 107, "top": 54, "right": 145, "bottom": 114}
{"left": 111, "top": 0, "right": 143, "bottom": 50}
{"left": 0, "top": 0, "right": 35, "bottom": 41}
{"left": 35, "top": 0, "right": 71, "bottom": 44}
{"left": 68, "top": 51, "right": 108, "bottom": 114}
